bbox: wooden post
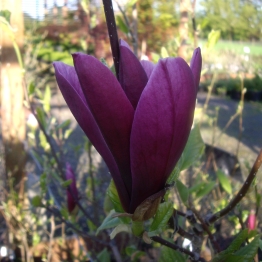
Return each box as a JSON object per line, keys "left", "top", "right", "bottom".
{"left": 0, "top": 0, "right": 26, "bottom": 195}
{"left": 177, "top": 0, "right": 192, "bottom": 59}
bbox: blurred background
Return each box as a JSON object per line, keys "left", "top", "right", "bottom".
{"left": 0, "top": 0, "right": 262, "bottom": 261}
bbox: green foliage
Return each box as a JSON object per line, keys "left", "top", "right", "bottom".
{"left": 0, "top": 10, "right": 11, "bottom": 23}
{"left": 116, "top": 15, "right": 129, "bottom": 34}
{"left": 168, "top": 125, "right": 205, "bottom": 184}
{"left": 179, "top": 125, "right": 205, "bottom": 171}
{"left": 96, "top": 210, "right": 122, "bottom": 235}
{"left": 125, "top": 245, "right": 145, "bottom": 261}
{"left": 31, "top": 195, "right": 42, "bottom": 207}
{"left": 160, "top": 245, "right": 187, "bottom": 262}
{"left": 217, "top": 170, "right": 232, "bottom": 194}
{"left": 176, "top": 180, "right": 189, "bottom": 205}
{"left": 148, "top": 202, "right": 173, "bottom": 237}
{"left": 212, "top": 229, "right": 259, "bottom": 262}
{"left": 199, "top": 0, "right": 262, "bottom": 40}
{"left": 96, "top": 248, "right": 111, "bottom": 262}
{"left": 107, "top": 180, "right": 130, "bottom": 224}
{"left": 61, "top": 179, "right": 72, "bottom": 188}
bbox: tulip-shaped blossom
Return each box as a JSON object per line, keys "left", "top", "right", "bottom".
{"left": 54, "top": 40, "right": 202, "bottom": 216}
{"left": 65, "top": 163, "right": 78, "bottom": 213}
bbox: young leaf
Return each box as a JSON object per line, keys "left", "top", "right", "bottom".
{"left": 195, "top": 181, "right": 216, "bottom": 199}
{"left": 167, "top": 157, "right": 182, "bottom": 184}
{"left": 176, "top": 180, "right": 189, "bottom": 205}
{"left": 212, "top": 229, "right": 248, "bottom": 262}
{"left": 116, "top": 15, "right": 129, "bottom": 34}
{"left": 234, "top": 235, "right": 260, "bottom": 261}
{"left": 110, "top": 224, "right": 132, "bottom": 239}
{"left": 36, "top": 107, "right": 47, "bottom": 130}
{"left": 96, "top": 248, "right": 110, "bottom": 262}
{"left": 107, "top": 180, "right": 130, "bottom": 224}
{"left": 31, "top": 196, "right": 42, "bottom": 207}
{"left": 217, "top": 170, "right": 232, "bottom": 194}
{"left": 179, "top": 125, "right": 205, "bottom": 171}
{"left": 43, "top": 85, "right": 51, "bottom": 113}
{"left": 28, "top": 81, "right": 35, "bottom": 95}
{"left": 148, "top": 202, "right": 173, "bottom": 237}
{"left": 61, "top": 179, "right": 72, "bottom": 188}
{"left": 161, "top": 47, "right": 169, "bottom": 58}
{"left": 160, "top": 245, "right": 187, "bottom": 262}
{"left": 96, "top": 210, "right": 122, "bottom": 235}
{"left": 0, "top": 10, "right": 11, "bottom": 23}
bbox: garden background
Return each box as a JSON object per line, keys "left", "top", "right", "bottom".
{"left": 0, "top": 0, "right": 262, "bottom": 261}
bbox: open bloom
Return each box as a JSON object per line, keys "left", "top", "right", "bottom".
{"left": 54, "top": 40, "right": 202, "bottom": 215}
{"left": 65, "top": 163, "right": 78, "bottom": 213}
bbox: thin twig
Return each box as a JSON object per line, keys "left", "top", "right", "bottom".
{"left": 102, "top": 0, "right": 120, "bottom": 80}
{"left": 115, "top": 0, "right": 138, "bottom": 56}
{"left": 151, "top": 236, "right": 206, "bottom": 262}
{"left": 206, "top": 149, "right": 262, "bottom": 224}
{"left": 23, "top": 82, "right": 97, "bottom": 226}
{"left": 45, "top": 206, "right": 110, "bottom": 247}
{"left": 190, "top": 206, "right": 221, "bottom": 253}
{"left": 47, "top": 215, "right": 55, "bottom": 262}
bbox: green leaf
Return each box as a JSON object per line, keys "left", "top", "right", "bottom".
{"left": 58, "top": 119, "right": 71, "bottom": 129}
{"left": 107, "top": 180, "right": 125, "bottom": 213}
{"left": 0, "top": 10, "right": 11, "bottom": 23}
{"left": 87, "top": 219, "right": 97, "bottom": 232}
{"left": 212, "top": 229, "right": 248, "bottom": 262}
{"left": 160, "top": 245, "right": 187, "bottom": 262}
{"left": 110, "top": 224, "right": 132, "bottom": 239}
{"left": 176, "top": 180, "right": 189, "bottom": 205}
{"left": 31, "top": 196, "right": 42, "bottom": 207}
{"left": 195, "top": 181, "right": 216, "bottom": 199}
{"left": 43, "top": 85, "right": 51, "bottom": 113}
{"left": 217, "top": 170, "right": 232, "bottom": 194}
{"left": 206, "top": 30, "right": 221, "bottom": 50}
{"left": 39, "top": 130, "right": 50, "bottom": 151}
{"left": 180, "top": 125, "right": 205, "bottom": 170}
{"left": 61, "top": 179, "right": 72, "bottom": 188}
{"left": 40, "top": 173, "right": 47, "bottom": 193}
{"left": 161, "top": 47, "right": 169, "bottom": 58}
{"left": 116, "top": 15, "right": 129, "bottom": 34}
{"left": 234, "top": 235, "right": 260, "bottom": 261}
{"left": 32, "top": 233, "right": 41, "bottom": 246}
{"left": 60, "top": 206, "right": 69, "bottom": 220}
{"left": 167, "top": 157, "right": 182, "bottom": 184}
{"left": 28, "top": 81, "right": 35, "bottom": 95}
{"left": 148, "top": 202, "right": 173, "bottom": 237}
{"left": 36, "top": 107, "right": 47, "bottom": 130}
{"left": 96, "top": 248, "right": 110, "bottom": 262}
{"left": 126, "top": 246, "right": 145, "bottom": 261}
{"left": 96, "top": 210, "right": 122, "bottom": 235}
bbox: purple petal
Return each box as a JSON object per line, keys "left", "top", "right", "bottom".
{"left": 65, "top": 163, "right": 78, "bottom": 213}
{"left": 190, "top": 47, "right": 202, "bottom": 92}
{"left": 53, "top": 62, "right": 130, "bottom": 211}
{"left": 130, "top": 58, "right": 196, "bottom": 212}
{"left": 72, "top": 53, "right": 134, "bottom": 202}
{"left": 119, "top": 40, "right": 148, "bottom": 109}
{"left": 140, "top": 60, "right": 155, "bottom": 78}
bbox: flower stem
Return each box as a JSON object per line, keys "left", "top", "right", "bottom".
{"left": 102, "top": 0, "right": 120, "bottom": 80}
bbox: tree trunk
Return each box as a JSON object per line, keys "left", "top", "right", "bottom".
{"left": 177, "top": 0, "right": 192, "bottom": 59}
{"left": 0, "top": 0, "right": 26, "bottom": 197}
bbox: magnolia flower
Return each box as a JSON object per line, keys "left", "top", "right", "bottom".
{"left": 65, "top": 163, "right": 78, "bottom": 213}
{"left": 54, "top": 40, "right": 202, "bottom": 216}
